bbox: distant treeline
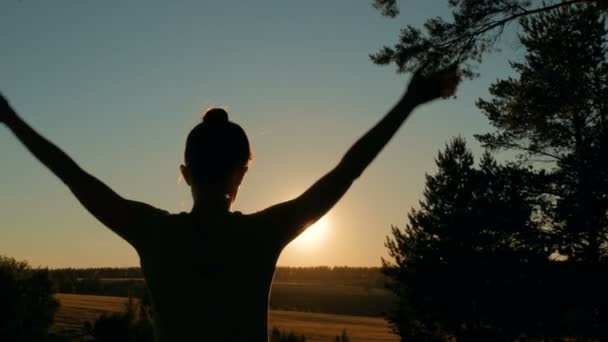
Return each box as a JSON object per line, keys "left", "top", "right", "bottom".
{"left": 49, "top": 266, "right": 386, "bottom": 288}
{"left": 50, "top": 267, "right": 143, "bottom": 280}
{"left": 274, "top": 266, "right": 386, "bottom": 288}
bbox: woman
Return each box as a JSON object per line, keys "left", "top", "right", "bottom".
{"left": 0, "top": 66, "right": 460, "bottom": 341}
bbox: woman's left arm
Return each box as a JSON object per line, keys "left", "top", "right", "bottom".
{"left": 249, "top": 66, "right": 461, "bottom": 247}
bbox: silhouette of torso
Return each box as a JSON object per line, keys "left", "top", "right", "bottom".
{"left": 136, "top": 211, "right": 281, "bottom": 342}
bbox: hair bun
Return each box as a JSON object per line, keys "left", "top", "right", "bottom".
{"left": 203, "top": 108, "right": 229, "bottom": 125}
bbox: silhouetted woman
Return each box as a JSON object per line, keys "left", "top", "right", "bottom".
{"left": 0, "top": 66, "right": 460, "bottom": 341}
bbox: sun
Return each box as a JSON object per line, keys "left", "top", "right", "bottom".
{"left": 293, "top": 215, "right": 330, "bottom": 249}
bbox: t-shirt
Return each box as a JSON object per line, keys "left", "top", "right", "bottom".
{"left": 135, "top": 210, "right": 282, "bottom": 342}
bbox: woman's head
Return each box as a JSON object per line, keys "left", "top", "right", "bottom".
{"left": 181, "top": 108, "right": 251, "bottom": 205}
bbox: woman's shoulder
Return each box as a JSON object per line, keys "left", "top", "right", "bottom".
{"left": 158, "top": 210, "right": 260, "bottom": 232}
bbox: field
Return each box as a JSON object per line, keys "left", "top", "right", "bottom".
{"left": 53, "top": 293, "right": 399, "bottom": 342}
{"left": 63, "top": 277, "right": 396, "bottom": 317}
{"left": 270, "top": 282, "right": 395, "bottom": 317}
{"left": 53, "top": 294, "right": 128, "bottom": 337}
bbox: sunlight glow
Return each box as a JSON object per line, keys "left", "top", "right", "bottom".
{"left": 293, "top": 215, "right": 330, "bottom": 249}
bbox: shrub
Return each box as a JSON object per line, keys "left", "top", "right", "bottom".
{"left": 0, "top": 255, "right": 59, "bottom": 341}
{"left": 270, "top": 326, "right": 306, "bottom": 342}
{"left": 83, "top": 294, "right": 154, "bottom": 342}
{"left": 335, "top": 329, "right": 350, "bottom": 342}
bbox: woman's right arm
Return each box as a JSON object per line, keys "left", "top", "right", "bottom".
{"left": 0, "top": 95, "right": 168, "bottom": 247}
{"left": 251, "top": 66, "right": 461, "bottom": 247}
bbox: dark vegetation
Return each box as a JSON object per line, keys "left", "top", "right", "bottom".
{"left": 270, "top": 327, "right": 307, "bottom": 342}
{"left": 379, "top": 3, "right": 608, "bottom": 341}
{"left": 80, "top": 295, "right": 154, "bottom": 342}
{"left": 384, "top": 138, "right": 608, "bottom": 340}
{"left": 334, "top": 329, "right": 350, "bottom": 342}
{"left": 49, "top": 266, "right": 387, "bottom": 289}
{"left": 274, "top": 266, "right": 386, "bottom": 288}
{"left": 0, "top": 255, "right": 65, "bottom": 342}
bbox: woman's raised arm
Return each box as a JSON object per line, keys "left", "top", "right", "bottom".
{"left": 1, "top": 95, "right": 167, "bottom": 247}
{"left": 251, "top": 66, "right": 461, "bottom": 247}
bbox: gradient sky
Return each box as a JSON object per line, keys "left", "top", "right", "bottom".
{"left": 0, "top": 0, "right": 522, "bottom": 268}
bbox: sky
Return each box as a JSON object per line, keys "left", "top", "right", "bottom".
{"left": 0, "top": 0, "right": 523, "bottom": 268}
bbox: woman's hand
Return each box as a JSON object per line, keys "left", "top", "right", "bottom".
{"left": 0, "top": 94, "right": 17, "bottom": 124}
{"left": 403, "top": 64, "right": 462, "bottom": 106}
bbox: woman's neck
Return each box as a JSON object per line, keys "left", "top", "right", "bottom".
{"left": 190, "top": 194, "right": 231, "bottom": 218}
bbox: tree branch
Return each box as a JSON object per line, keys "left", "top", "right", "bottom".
{"left": 497, "top": 140, "right": 565, "bottom": 162}
{"left": 428, "top": 0, "right": 590, "bottom": 59}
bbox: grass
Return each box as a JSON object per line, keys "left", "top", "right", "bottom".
{"left": 52, "top": 294, "right": 132, "bottom": 338}
{"left": 269, "top": 309, "right": 397, "bottom": 342}
{"left": 52, "top": 293, "right": 399, "bottom": 342}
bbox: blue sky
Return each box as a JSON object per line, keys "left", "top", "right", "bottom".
{"left": 0, "top": 0, "right": 522, "bottom": 267}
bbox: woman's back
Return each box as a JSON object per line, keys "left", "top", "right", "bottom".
{"left": 138, "top": 211, "right": 281, "bottom": 341}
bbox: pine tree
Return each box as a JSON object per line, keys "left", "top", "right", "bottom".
{"left": 475, "top": 5, "right": 608, "bottom": 262}
{"left": 383, "top": 138, "right": 544, "bottom": 340}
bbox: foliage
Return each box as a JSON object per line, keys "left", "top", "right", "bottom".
{"left": 475, "top": 4, "right": 608, "bottom": 262}
{"left": 82, "top": 294, "right": 154, "bottom": 342}
{"left": 270, "top": 327, "right": 307, "bottom": 342}
{"left": 382, "top": 138, "right": 550, "bottom": 340}
{"left": 49, "top": 266, "right": 388, "bottom": 289}
{"left": 334, "top": 329, "right": 350, "bottom": 342}
{"left": 371, "top": 0, "right": 607, "bottom": 77}
{"left": 49, "top": 267, "right": 146, "bottom": 296}
{"left": 0, "top": 255, "right": 60, "bottom": 342}
{"left": 383, "top": 5, "right": 608, "bottom": 341}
